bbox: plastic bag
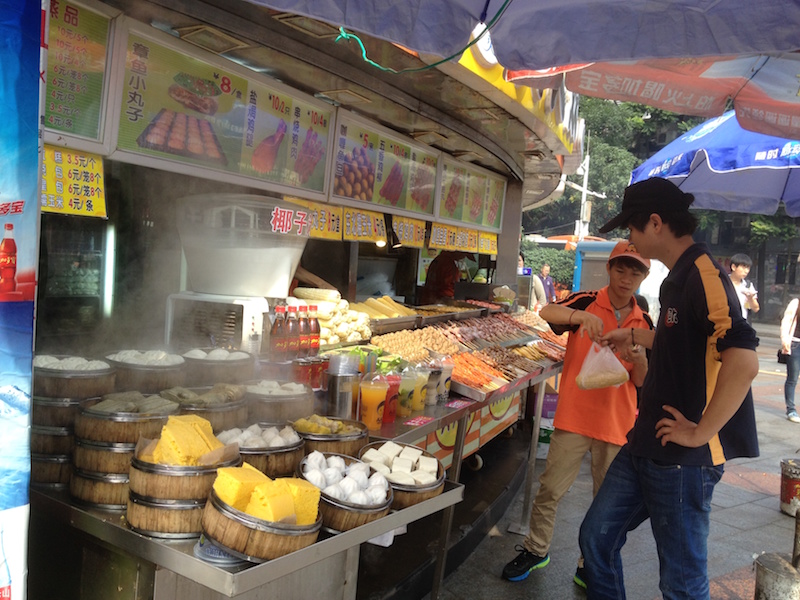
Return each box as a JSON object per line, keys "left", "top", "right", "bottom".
{"left": 575, "top": 342, "right": 630, "bottom": 390}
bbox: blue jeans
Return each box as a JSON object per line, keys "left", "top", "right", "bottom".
{"left": 579, "top": 446, "right": 723, "bottom": 600}
{"left": 784, "top": 341, "right": 800, "bottom": 414}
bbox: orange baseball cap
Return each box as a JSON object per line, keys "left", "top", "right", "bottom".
{"left": 608, "top": 241, "right": 650, "bottom": 270}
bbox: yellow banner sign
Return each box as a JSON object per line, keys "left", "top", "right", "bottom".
{"left": 286, "top": 198, "right": 342, "bottom": 240}
{"left": 392, "top": 215, "right": 426, "bottom": 248}
{"left": 429, "top": 222, "right": 458, "bottom": 250}
{"left": 41, "top": 145, "right": 107, "bottom": 217}
{"left": 478, "top": 232, "right": 498, "bottom": 254}
{"left": 454, "top": 228, "right": 479, "bottom": 253}
{"left": 342, "top": 207, "right": 387, "bottom": 244}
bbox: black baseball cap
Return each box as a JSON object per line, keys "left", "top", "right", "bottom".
{"left": 598, "top": 178, "right": 695, "bottom": 234}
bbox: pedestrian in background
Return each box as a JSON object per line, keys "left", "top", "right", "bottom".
{"left": 520, "top": 253, "right": 547, "bottom": 309}
{"left": 538, "top": 263, "right": 557, "bottom": 303}
{"left": 582, "top": 177, "right": 759, "bottom": 599}
{"left": 728, "top": 253, "right": 759, "bottom": 320}
{"left": 780, "top": 297, "right": 800, "bottom": 423}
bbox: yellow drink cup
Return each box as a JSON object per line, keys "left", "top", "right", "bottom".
{"left": 360, "top": 380, "right": 388, "bottom": 430}
{"left": 396, "top": 372, "right": 416, "bottom": 417}
{"left": 411, "top": 370, "right": 428, "bottom": 412}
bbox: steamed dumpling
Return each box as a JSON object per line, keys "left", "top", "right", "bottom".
{"left": 347, "top": 462, "right": 371, "bottom": 478}
{"left": 206, "top": 348, "right": 230, "bottom": 360}
{"left": 347, "top": 490, "right": 370, "bottom": 506}
{"left": 306, "top": 451, "right": 327, "bottom": 471}
{"left": 366, "top": 485, "right": 388, "bottom": 505}
{"left": 323, "top": 467, "right": 343, "bottom": 487}
{"left": 338, "top": 476, "right": 360, "bottom": 497}
{"left": 322, "top": 484, "right": 347, "bottom": 501}
{"left": 344, "top": 470, "right": 369, "bottom": 490}
{"left": 183, "top": 348, "right": 207, "bottom": 359}
{"left": 305, "top": 468, "right": 327, "bottom": 489}
{"left": 326, "top": 455, "right": 346, "bottom": 471}
{"left": 368, "top": 472, "right": 389, "bottom": 491}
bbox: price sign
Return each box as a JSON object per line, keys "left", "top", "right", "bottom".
{"left": 286, "top": 198, "right": 342, "bottom": 240}
{"left": 41, "top": 145, "right": 106, "bottom": 217}
{"left": 342, "top": 207, "right": 386, "bottom": 244}
{"left": 391, "top": 215, "right": 426, "bottom": 248}
{"left": 478, "top": 232, "right": 498, "bottom": 254}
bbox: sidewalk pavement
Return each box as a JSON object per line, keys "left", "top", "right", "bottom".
{"left": 430, "top": 322, "right": 799, "bottom": 600}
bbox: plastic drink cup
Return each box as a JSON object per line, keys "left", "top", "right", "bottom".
{"left": 437, "top": 361, "right": 454, "bottom": 404}
{"left": 359, "top": 379, "right": 388, "bottom": 430}
{"left": 411, "top": 369, "right": 429, "bottom": 411}
{"left": 383, "top": 374, "right": 401, "bottom": 424}
{"left": 396, "top": 372, "right": 416, "bottom": 417}
{"left": 425, "top": 368, "right": 442, "bottom": 406}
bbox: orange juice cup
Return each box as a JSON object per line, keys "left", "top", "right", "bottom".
{"left": 360, "top": 379, "right": 388, "bottom": 430}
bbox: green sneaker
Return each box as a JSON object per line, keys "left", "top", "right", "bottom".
{"left": 501, "top": 545, "right": 550, "bottom": 581}
{"left": 574, "top": 566, "right": 588, "bottom": 591}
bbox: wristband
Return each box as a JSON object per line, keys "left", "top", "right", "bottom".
{"left": 569, "top": 310, "right": 576, "bottom": 325}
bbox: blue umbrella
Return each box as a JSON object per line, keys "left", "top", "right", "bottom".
{"left": 630, "top": 111, "right": 800, "bottom": 216}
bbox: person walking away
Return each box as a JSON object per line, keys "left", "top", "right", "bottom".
{"left": 538, "top": 263, "right": 557, "bottom": 303}
{"left": 520, "top": 253, "right": 547, "bottom": 310}
{"left": 728, "top": 253, "right": 759, "bottom": 320}
{"left": 502, "top": 241, "right": 653, "bottom": 588}
{"left": 580, "top": 177, "right": 759, "bottom": 600}
{"left": 780, "top": 297, "right": 800, "bottom": 423}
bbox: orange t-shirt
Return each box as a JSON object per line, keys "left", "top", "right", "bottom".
{"left": 550, "top": 287, "right": 653, "bottom": 446}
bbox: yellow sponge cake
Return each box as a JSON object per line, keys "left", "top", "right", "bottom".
{"left": 182, "top": 414, "right": 224, "bottom": 452}
{"left": 284, "top": 477, "right": 321, "bottom": 525}
{"left": 245, "top": 479, "right": 296, "bottom": 524}
{"left": 153, "top": 415, "right": 223, "bottom": 466}
{"left": 213, "top": 466, "right": 270, "bottom": 511}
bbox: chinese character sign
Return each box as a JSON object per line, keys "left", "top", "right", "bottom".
{"left": 41, "top": 145, "right": 106, "bottom": 217}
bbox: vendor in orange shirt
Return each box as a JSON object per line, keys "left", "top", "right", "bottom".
{"left": 419, "top": 251, "right": 472, "bottom": 305}
{"left": 502, "top": 241, "right": 653, "bottom": 589}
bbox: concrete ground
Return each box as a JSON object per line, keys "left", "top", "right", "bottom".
{"left": 427, "top": 323, "right": 800, "bottom": 600}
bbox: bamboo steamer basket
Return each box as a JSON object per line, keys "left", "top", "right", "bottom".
{"left": 105, "top": 356, "right": 186, "bottom": 393}
{"left": 69, "top": 468, "right": 129, "bottom": 510}
{"left": 179, "top": 400, "right": 248, "bottom": 433}
{"left": 240, "top": 435, "right": 305, "bottom": 478}
{"left": 30, "top": 454, "right": 71, "bottom": 487}
{"left": 73, "top": 438, "right": 136, "bottom": 474}
{"left": 297, "top": 453, "right": 392, "bottom": 532}
{"left": 296, "top": 418, "right": 368, "bottom": 457}
{"left": 31, "top": 425, "right": 74, "bottom": 455}
{"left": 33, "top": 361, "right": 115, "bottom": 398}
{"left": 127, "top": 491, "right": 205, "bottom": 538}
{"left": 245, "top": 381, "right": 314, "bottom": 423}
{"left": 183, "top": 351, "right": 256, "bottom": 386}
{"left": 128, "top": 455, "right": 241, "bottom": 502}
{"left": 201, "top": 489, "right": 322, "bottom": 562}
{"left": 358, "top": 442, "right": 445, "bottom": 509}
{"left": 74, "top": 398, "right": 176, "bottom": 443}
{"left": 32, "top": 396, "right": 84, "bottom": 427}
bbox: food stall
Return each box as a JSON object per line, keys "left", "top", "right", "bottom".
{"left": 2, "top": 1, "right": 576, "bottom": 599}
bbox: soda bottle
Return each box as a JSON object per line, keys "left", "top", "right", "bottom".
{"left": 269, "top": 306, "right": 287, "bottom": 362}
{"left": 307, "top": 305, "right": 321, "bottom": 357}
{"left": 286, "top": 305, "right": 300, "bottom": 360}
{"left": 0, "top": 224, "right": 17, "bottom": 293}
{"left": 297, "top": 306, "right": 310, "bottom": 358}
{"left": 0, "top": 525, "right": 10, "bottom": 600}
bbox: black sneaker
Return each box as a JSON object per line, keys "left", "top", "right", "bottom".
{"left": 574, "top": 566, "right": 588, "bottom": 591}
{"left": 502, "top": 545, "right": 550, "bottom": 581}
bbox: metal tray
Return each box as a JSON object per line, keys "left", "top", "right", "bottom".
{"left": 369, "top": 315, "right": 418, "bottom": 335}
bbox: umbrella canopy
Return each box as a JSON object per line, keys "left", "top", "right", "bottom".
{"left": 630, "top": 111, "right": 800, "bottom": 216}
{"left": 244, "top": 0, "right": 800, "bottom": 70}
{"left": 505, "top": 53, "right": 800, "bottom": 139}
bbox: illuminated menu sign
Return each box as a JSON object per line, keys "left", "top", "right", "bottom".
{"left": 342, "top": 207, "right": 387, "bottom": 244}
{"left": 45, "top": 1, "right": 110, "bottom": 139}
{"left": 41, "top": 144, "right": 107, "bottom": 217}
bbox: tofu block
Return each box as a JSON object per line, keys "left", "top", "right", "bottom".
{"left": 417, "top": 455, "right": 439, "bottom": 475}
{"left": 378, "top": 441, "right": 403, "bottom": 461}
{"left": 362, "top": 448, "right": 389, "bottom": 466}
{"left": 391, "top": 456, "right": 413, "bottom": 473}
{"left": 385, "top": 471, "right": 416, "bottom": 485}
{"left": 410, "top": 469, "right": 437, "bottom": 486}
{"left": 398, "top": 446, "right": 423, "bottom": 464}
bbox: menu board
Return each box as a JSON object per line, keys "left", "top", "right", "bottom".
{"left": 439, "top": 159, "right": 468, "bottom": 221}
{"left": 484, "top": 175, "right": 506, "bottom": 229}
{"left": 117, "top": 33, "right": 332, "bottom": 194}
{"left": 392, "top": 215, "right": 426, "bottom": 248}
{"left": 342, "top": 207, "right": 387, "bottom": 244}
{"left": 478, "top": 232, "right": 498, "bottom": 255}
{"left": 333, "top": 115, "right": 437, "bottom": 217}
{"left": 374, "top": 138, "right": 410, "bottom": 209}
{"left": 463, "top": 170, "right": 487, "bottom": 225}
{"left": 286, "top": 198, "right": 342, "bottom": 240}
{"left": 45, "top": 1, "right": 110, "bottom": 139}
{"left": 41, "top": 145, "right": 107, "bottom": 217}
{"left": 455, "top": 228, "right": 479, "bottom": 253}
{"left": 429, "top": 223, "right": 458, "bottom": 250}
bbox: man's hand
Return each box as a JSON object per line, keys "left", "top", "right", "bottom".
{"left": 655, "top": 405, "right": 702, "bottom": 447}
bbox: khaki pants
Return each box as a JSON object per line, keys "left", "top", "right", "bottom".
{"left": 523, "top": 429, "right": 621, "bottom": 559}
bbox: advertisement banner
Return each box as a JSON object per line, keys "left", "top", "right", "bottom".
{"left": 44, "top": 0, "right": 109, "bottom": 139}
{"left": 438, "top": 159, "right": 467, "bottom": 221}
{"left": 117, "top": 33, "right": 249, "bottom": 171}
{"left": 0, "top": 2, "right": 40, "bottom": 600}
{"left": 342, "top": 207, "right": 386, "bottom": 244}
{"left": 391, "top": 215, "right": 426, "bottom": 248}
{"left": 478, "top": 231, "right": 498, "bottom": 254}
{"left": 41, "top": 145, "right": 107, "bottom": 217}
{"left": 286, "top": 198, "right": 342, "bottom": 240}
